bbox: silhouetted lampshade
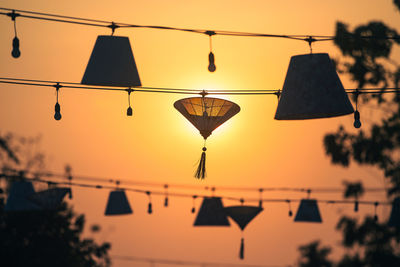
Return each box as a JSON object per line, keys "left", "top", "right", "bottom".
{"left": 29, "top": 187, "right": 71, "bottom": 210}
{"left": 81, "top": 35, "right": 141, "bottom": 87}
{"left": 275, "top": 53, "right": 354, "bottom": 120}
{"left": 104, "top": 190, "right": 133, "bottom": 216}
{"left": 388, "top": 197, "right": 400, "bottom": 227}
{"left": 174, "top": 97, "right": 240, "bottom": 140}
{"left": 4, "top": 180, "right": 41, "bottom": 211}
{"left": 194, "top": 197, "right": 230, "bottom": 226}
{"left": 224, "top": 206, "right": 263, "bottom": 230}
{"left": 294, "top": 199, "right": 322, "bottom": 223}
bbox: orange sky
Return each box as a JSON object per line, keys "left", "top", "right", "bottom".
{"left": 1, "top": 0, "right": 400, "bottom": 266}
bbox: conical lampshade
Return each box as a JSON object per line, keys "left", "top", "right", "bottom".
{"left": 82, "top": 35, "right": 141, "bottom": 87}
{"left": 294, "top": 199, "right": 322, "bottom": 223}
{"left": 104, "top": 190, "right": 133, "bottom": 216}
{"left": 224, "top": 206, "right": 263, "bottom": 230}
{"left": 275, "top": 53, "right": 354, "bottom": 120}
{"left": 5, "top": 180, "right": 41, "bottom": 211}
{"left": 174, "top": 97, "right": 240, "bottom": 139}
{"left": 388, "top": 197, "right": 400, "bottom": 227}
{"left": 29, "top": 187, "right": 71, "bottom": 210}
{"left": 194, "top": 197, "right": 230, "bottom": 226}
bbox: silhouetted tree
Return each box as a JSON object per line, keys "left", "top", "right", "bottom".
{"left": 0, "top": 134, "right": 111, "bottom": 267}
{"left": 298, "top": 241, "right": 332, "bottom": 267}
{"left": 298, "top": 1, "right": 400, "bottom": 266}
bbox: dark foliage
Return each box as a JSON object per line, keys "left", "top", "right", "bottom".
{"left": 298, "top": 1, "right": 400, "bottom": 266}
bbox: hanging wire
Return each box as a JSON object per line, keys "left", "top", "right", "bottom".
{"left": 0, "top": 77, "right": 399, "bottom": 96}
{"left": 0, "top": 173, "right": 391, "bottom": 207}
{"left": 1, "top": 7, "right": 399, "bottom": 41}
{"left": 11, "top": 169, "right": 389, "bottom": 195}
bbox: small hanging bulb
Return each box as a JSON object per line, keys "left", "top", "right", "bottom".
{"left": 191, "top": 195, "right": 197, "bottom": 213}
{"left": 354, "top": 200, "right": 359, "bottom": 212}
{"left": 54, "top": 103, "right": 62, "bottom": 121}
{"left": 53, "top": 83, "right": 62, "bottom": 121}
{"left": 12, "top": 37, "right": 20, "bottom": 58}
{"left": 146, "top": 191, "right": 153, "bottom": 214}
{"left": 286, "top": 200, "right": 293, "bottom": 217}
{"left": 374, "top": 202, "right": 379, "bottom": 222}
{"left": 126, "top": 88, "right": 133, "bottom": 117}
{"left": 65, "top": 165, "right": 73, "bottom": 199}
{"left": 208, "top": 52, "right": 216, "bottom": 72}
{"left": 354, "top": 111, "right": 361, "bottom": 128}
{"left": 8, "top": 11, "right": 21, "bottom": 58}
{"left": 164, "top": 184, "right": 169, "bottom": 207}
{"left": 206, "top": 31, "right": 216, "bottom": 72}
{"left": 353, "top": 90, "right": 362, "bottom": 129}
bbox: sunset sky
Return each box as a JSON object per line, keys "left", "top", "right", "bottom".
{"left": 1, "top": 0, "right": 400, "bottom": 266}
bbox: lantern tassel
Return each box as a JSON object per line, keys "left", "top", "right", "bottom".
{"left": 195, "top": 147, "right": 207, "bottom": 179}
{"left": 239, "top": 237, "right": 244, "bottom": 260}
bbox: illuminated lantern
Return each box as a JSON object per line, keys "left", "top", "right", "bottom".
{"left": 194, "top": 197, "right": 230, "bottom": 226}
{"left": 174, "top": 95, "right": 240, "bottom": 178}
{"left": 224, "top": 205, "right": 263, "bottom": 259}
{"left": 275, "top": 53, "right": 354, "bottom": 120}
{"left": 294, "top": 199, "right": 322, "bottom": 223}
{"left": 82, "top": 35, "right": 141, "bottom": 87}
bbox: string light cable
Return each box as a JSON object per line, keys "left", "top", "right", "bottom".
{"left": 1, "top": 7, "right": 400, "bottom": 43}
{"left": 0, "top": 173, "right": 391, "bottom": 208}
{"left": 111, "top": 254, "right": 288, "bottom": 267}
{"left": 0, "top": 77, "right": 399, "bottom": 96}
{"left": 20, "top": 169, "right": 388, "bottom": 195}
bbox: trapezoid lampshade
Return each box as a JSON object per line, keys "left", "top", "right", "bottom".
{"left": 104, "top": 190, "right": 133, "bottom": 216}
{"left": 81, "top": 35, "right": 141, "bottom": 87}
{"left": 294, "top": 199, "right": 322, "bottom": 223}
{"left": 388, "top": 197, "right": 400, "bottom": 227}
{"left": 275, "top": 53, "right": 354, "bottom": 120}
{"left": 194, "top": 197, "right": 230, "bottom": 226}
{"left": 4, "top": 180, "right": 42, "bottom": 212}
{"left": 29, "top": 187, "right": 71, "bottom": 210}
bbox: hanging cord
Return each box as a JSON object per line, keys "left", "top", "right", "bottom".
{"left": 258, "top": 189, "right": 263, "bottom": 208}
{"left": 307, "top": 189, "right": 312, "bottom": 199}
{"left": 240, "top": 233, "right": 245, "bottom": 260}
{"left": 191, "top": 195, "right": 197, "bottom": 213}
{"left": 126, "top": 88, "right": 133, "bottom": 116}
{"left": 353, "top": 89, "right": 362, "bottom": 128}
{"left": 206, "top": 31, "right": 216, "bottom": 72}
{"left": 54, "top": 83, "right": 62, "bottom": 121}
{"left": 305, "top": 36, "right": 316, "bottom": 54}
{"left": 7, "top": 10, "right": 21, "bottom": 58}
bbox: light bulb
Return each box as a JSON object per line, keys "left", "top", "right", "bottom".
{"left": 54, "top": 103, "right": 61, "bottom": 121}
{"left": 11, "top": 37, "right": 20, "bottom": 58}
{"left": 208, "top": 52, "right": 216, "bottom": 72}
{"left": 353, "top": 111, "right": 361, "bottom": 128}
{"left": 127, "top": 106, "right": 133, "bottom": 116}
